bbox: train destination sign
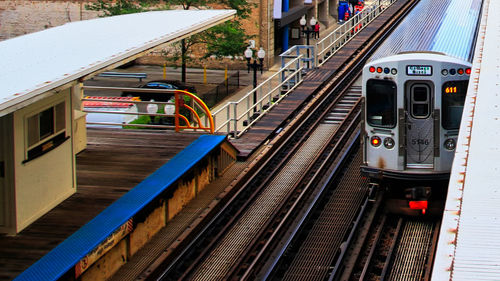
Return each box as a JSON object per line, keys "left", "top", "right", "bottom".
{"left": 406, "top": 65, "right": 432, "bottom": 76}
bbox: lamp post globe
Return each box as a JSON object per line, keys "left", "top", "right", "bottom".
{"left": 300, "top": 15, "right": 307, "bottom": 27}
{"left": 310, "top": 16, "right": 317, "bottom": 26}
{"left": 244, "top": 47, "right": 253, "bottom": 61}
{"left": 244, "top": 46, "right": 266, "bottom": 113}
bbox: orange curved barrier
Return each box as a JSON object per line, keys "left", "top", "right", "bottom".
{"left": 173, "top": 90, "right": 214, "bottom": 134}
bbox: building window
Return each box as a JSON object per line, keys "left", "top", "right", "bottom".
{"left": 25, "top": 102, "right": 66, "bottom": 161}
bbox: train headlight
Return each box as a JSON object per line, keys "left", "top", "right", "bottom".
{"left": 444, "top": 138, "right": 456, "bottom": 150}
{"left": 370, "top": 136, "right": 382, "bottom": 147}
{"left": 441, "top": 69, "right": 448, "bottom": 76}
{"left": 391, "top": 68, "right": 397, "bottom": 75}
{"left": 383, "top": 137, "right": 395, "bottom": 149}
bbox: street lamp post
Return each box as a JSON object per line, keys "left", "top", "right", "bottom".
{"left": 300, "top": 15, "right": 317, "bottom": 69}
{"left": 245, "top": 47, "right": 266, "bottom": 113}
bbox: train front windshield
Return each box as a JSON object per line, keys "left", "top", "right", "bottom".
{"left": 442, "top": 80, "right": 468, "bottom": 130}
{"left": 366, "top": 79, "right": 397, "bottom": 128}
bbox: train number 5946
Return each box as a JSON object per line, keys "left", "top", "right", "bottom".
{"left": 411, "top": 139, "right": 430, "bottom": 145}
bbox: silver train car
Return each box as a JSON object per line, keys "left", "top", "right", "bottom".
{"left": 361, "top": 0, "right": 483, "bottom": 213}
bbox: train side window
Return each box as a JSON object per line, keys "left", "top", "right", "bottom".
{"left": 442, "top": 80, "right": 468, "bottom": 130}
{"left": 366, "top": 79, "right": 396, "bottom": 128}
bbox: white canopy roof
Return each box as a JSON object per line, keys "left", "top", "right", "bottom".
{"left": 0, "top": 9, "right": 235, "bottom": 117}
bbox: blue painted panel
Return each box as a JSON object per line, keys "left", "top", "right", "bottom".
{"left": 14, "top": 134, "right": 226, "bottom": 281}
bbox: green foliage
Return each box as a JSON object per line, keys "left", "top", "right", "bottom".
{"left": 86, "top": 0, "right": 161, "bottom": 16}
{"left": 86, "top": 0, "right": 255, "bottom": 80}
{"left": 202, "top": 21, "right": 251, "bottom": 58}
{"left": 122, "top": 115, "right": 151, "bottom": 129}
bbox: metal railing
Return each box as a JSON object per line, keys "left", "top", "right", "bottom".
{"left": 82, "top": 87, "right": 214, "bottom": 133}
{"left": 79, "top": 1, "right": 395, "bottom": 137}
{"left": 315, "top": 0, "right": 397, "bottom": 67}
{"left": 211, "top": 55, "right": 305, "bottom": 138}
{"left": 211, "top": 1, "right": 395, "bottom": 138}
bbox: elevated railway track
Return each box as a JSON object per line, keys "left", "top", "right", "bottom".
{"left": 133, "top": 0, "right": 422, "bottom": 280}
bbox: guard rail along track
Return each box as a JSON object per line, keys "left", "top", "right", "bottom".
{"left": 140, "top": 0, "right": 419, "bottom": 279}
{"left": 350, "top": 212, "right": 441, "bottom": 281}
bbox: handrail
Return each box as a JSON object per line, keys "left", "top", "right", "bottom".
{"left": 210, "top": 1, "right": 395, "bottom": 138}
{"left": 211, "top": 55, "right": 305, "bottom": 138}
{"left": 174, "top": 90, "right": 214, "bottom": 134}
{"left": 81, "top": 87, "right": 214, "bottom": 133}
{"left": 315, "top": 0, "right": 397, "bottom": 67}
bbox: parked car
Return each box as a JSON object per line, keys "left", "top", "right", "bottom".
{"left": 122, "top": 80, "right": 197, "bottom": 102}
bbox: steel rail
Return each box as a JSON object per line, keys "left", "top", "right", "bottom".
{"left": 142, "top": 0, "right": 420, "bottom": 279}
{"left": 149, "top": 63, "right": 353, "bottom": 280}
{"left": 176, "top": 78, "right": 362, "bottom": 281}
{"left": 231, "top": 106, "right": 362, "bottom": 281}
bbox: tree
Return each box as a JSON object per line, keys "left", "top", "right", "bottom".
{"left": 87, "top": 0, "right": 253, "bottom": 82}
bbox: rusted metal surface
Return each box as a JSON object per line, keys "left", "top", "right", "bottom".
{"left": 434, "top": 0, "right": 500, "bottom": 280}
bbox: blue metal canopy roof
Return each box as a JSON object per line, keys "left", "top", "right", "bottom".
{"left": 14, "top": 134, "right": 226, "bottom": 281}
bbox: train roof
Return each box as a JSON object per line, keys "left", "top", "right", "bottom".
{"left": 369, "top": 0, "right": 482, "bottom": 63}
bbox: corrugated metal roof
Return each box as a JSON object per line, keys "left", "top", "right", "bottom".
{"left": 432, "top": 0, "right": 500, "bottom": 279}
{"left": 370, "top": 0, "right": 482, "bottom": 62}
{"left": 0, "top": 9, "right": 235, "bottom": 117}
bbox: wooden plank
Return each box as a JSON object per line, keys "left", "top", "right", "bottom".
{"left": 0, "top": 128, "right": 201, "bottom": 281}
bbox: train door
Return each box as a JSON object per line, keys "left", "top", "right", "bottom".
{"left": 405, "top": 82, "right": 434, "bottom": 168}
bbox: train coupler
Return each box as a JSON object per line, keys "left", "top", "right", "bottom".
{"left": 368, "top": 182, "right": 379, "bottom": 202}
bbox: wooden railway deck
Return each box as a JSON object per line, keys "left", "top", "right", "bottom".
{"left": 0, "top": 128, "right": 201, "bottom": 281}
{"left": 231, "top": 0, "right": 411, "bottom": 159}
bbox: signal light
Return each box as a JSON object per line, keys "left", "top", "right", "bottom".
{"left": 369, "top": 66, "right": 376, "bottom": 73}
{"left": 370, "top": 136, "right": 382, "bottom": 147}
{"left": 466, "top": 68, "right": 471, "bottom": 75}
{"left": 458, "top": 68, "right": 464, "bottom": 75}
{"left": 377, "top": 67, "right": 383, "bottom": 73}
{"left": 384, "top": 67, "right": 390, "bottom": 74}
{"left": 391, "top": 68, "right": 397, "bottom": 75}
{"left": 450, "top": 69, "right": 456, "bottom": 75}
{"left": 444, "top": 138, "right": 456, "bottom": 150}
{"left": 409, "top": 200, "right": 428, "bottom": 214}
{"left": 383, "top": 137, "right": 395, "bottom": 149}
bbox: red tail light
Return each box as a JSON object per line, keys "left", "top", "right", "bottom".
{"left": 369, "top": 66, "right": 376, "bottom": 73}
{"left": 370, "top": 136, "right": 381, "bottom": 147}
{"left": 409, "top": 200, "right": 428, "bottom": 210}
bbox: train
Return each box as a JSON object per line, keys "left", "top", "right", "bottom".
{"left": 360, "top": 0, "right": 483, "bottom": 214}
